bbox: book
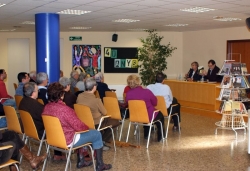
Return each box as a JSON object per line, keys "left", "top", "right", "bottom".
{"left": 221, "top": 75, "right": 232, "bottom": 88}
{"left": 243, "top": 76, "right": 250, "bottom": 88}
{"left": 219, "top": 62, "right": 232, "bottom": 75}
{"left": 221, "top": 89, "right": 231, "bottom": 101}
{"left": 231, "top": 62, "right": 242, "bottom": 75}
{"left": 232, "top": 76, "right": 242, "bottom": 88}
{"left": 230, "top": 89, "right": 239, "bottom": 101}
{"left": 238, "top": 89, "right": 248, "bottom": 101}
{"left": 222, "top": 101, "right": 232, "bottom": 113}
{"left": 218, "top": 101, "right": 225, "bottom": 112}
{"left": 241, "top": 63, "right": 248, "bottom": 74}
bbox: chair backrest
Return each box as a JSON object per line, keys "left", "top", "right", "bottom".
{"left": 103, "top": 97, "right": 121, "bottom": 120}
{"left": 42, "top": 115, "right": 68, "bottom": 149}
{"left": 19, "top": 110, "right": 40, "bottom": 140}
{"left": 13, "top": 83, "right": 18, "bottom": 90}
{"left": 74, "top": 104, "right": 95, "bottom": 129}
{"left": 105, "top": 91, "right": 117, "bottom": 99}
{"left": 3, "top": 106, "right": 23, "bottom": 134}
{"left": 37, "top": 99, "right": 44, "bottom": 105}
{"left": 94, "top": 90, "right": 100, "bottom": 99}
{"left": 155, "top": 96, "right": 168, "bottom": 117}
{"left": 128, "top": 100, "right": 149, "bottom": 123}
{"left": 14, "top": 95, "right": 23, "bottom": 109}
{"left": 123, "top": 93, "right": 126, "bottom": 102}
{"left": 74, "top": 87, "right": 79, "bottom": 93}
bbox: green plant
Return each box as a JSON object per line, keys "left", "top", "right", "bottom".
{"left": 138, "top": 29, "right": 177, "bottom": 85}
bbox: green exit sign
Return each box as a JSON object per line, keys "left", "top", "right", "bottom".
{"left": 69, "top": 36, "right": 82, "bottom": 41}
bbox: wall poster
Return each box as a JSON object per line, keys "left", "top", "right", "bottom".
{"left": 72, "top": 45, "right": 101, "bottom": 76}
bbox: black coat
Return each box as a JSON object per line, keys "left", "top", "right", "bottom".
{"left": 187, "top": 69, "right": 202, "bottom": 81}
{"left": 204, "top": 65, "right": 222, "bottom": 82}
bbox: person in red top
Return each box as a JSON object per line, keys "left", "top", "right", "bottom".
{"left": 42, "top": 82, "right": 112, "bottom": 171}
{"left": 0, "top": 69, "right": 17, "bottom": 109}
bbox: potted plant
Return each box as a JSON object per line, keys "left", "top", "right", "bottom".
{"left": 138, "top": 29, "right": 177, "bottom": 85}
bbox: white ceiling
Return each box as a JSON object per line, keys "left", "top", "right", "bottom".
{"left": 0, "top": 0, "right": 250, "bottom": 32}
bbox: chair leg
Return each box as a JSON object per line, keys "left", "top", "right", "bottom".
{"left": 65, "top": 149, "right": 72, "bottom": 171}
{"left": 88, "top": 145, "right": 96, "bottom": 171}
{"left": 126, "top": 122, "right": 132, "bottom": 143}
{"left": 177, "top": 115, "right": 181, "bottom": 133}
{"left": 109, "top": 127, "right": 116, "bottom": 151}
{"left": 158, "top": 121, "right": 164, "bottom": 141}
{"left": 165, "top": 116, "right": 171, "bottom": 139}
{"left": 37, "top": 140, "right": 43, "bottom": 156}
{"left": 134, "top": 125, "right": 137, "bottom": 136}
{"left": 41, "top": 145, "right": 50, "bottom": 171}
{"left": 119, "top": 119, "right": 125, "bottom": 141}
{"left": 146, "top": 125, "right": 152, "bottom": 149}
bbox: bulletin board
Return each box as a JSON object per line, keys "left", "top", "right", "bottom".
{"left": 104, "top": 47, "right": 138, "bottom": 73}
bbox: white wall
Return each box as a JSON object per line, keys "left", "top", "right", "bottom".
{"left": 183, "top": 26, "right": 250, "bottom": 74}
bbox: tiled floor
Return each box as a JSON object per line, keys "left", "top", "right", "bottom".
{"left": 3, "top": 113, "right": 250, "bottom": 171}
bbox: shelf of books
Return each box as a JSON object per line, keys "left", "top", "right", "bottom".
{"left": 215, "top": 60, "right": 249, "bottom": 139}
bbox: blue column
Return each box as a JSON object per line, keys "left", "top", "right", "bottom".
{"left": 35, "top": 13, "right": 60, "bottom": 84}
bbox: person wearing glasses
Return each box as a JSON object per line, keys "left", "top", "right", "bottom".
{"left": 203, "top": 59, "right": 222, "bottom": 82}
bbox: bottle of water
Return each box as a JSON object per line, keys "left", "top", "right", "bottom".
{"left": 201, "top": 76, "right": 204, "bottom": 82}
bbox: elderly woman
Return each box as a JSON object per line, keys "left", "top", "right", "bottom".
{"left": 125, "top": 75, "right": 165, "bottom": 142}
{"left": 77, "top": 78, "right": 120, "bottom": 150}
{"left": 185, "top": 61, "right": 202, "bottom": 81}
{"left": 75, "top": 72, "right": 87, "bottom": 97}
{"left": 0, "top": 131, "right": 46, "bottom": 170}
{"left": 59, "top": 77, "right": 77, "bottom": 109}
{"left": 70, "top": 70, "right": 79, "bottom": 93}
{"left": 94, "top": 72, "right": 111, "bottom": 101}
{"left": 42, "top": 83, "right": 112, "bottom": 171}
{"left": 37, "top": 72, "right": 49, "bottom": 105}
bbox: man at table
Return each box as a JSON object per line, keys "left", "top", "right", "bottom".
{"left": 204, "top": 59, "right": 222, "bottom": 82}
{"left": 147, "top": 72, "right": 181, "bottom": 131}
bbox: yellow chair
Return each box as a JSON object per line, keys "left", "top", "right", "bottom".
{"left": 103, "top": 97, "right": 126, "bottom": 141}
{"left": 74, "top": 87, "right": 79, "bottom": 93}
{"left": 155, "top": 96, "right": 180, "bottom": 138}
{"left": 13, "top": 83, "right": 18, "bottom": 90}
{"left": 126, "top": 100, "right": 164, "bottom": 149}
{"left": 105, "top": 91, "right": 117, "bottom": 99}
{"left": 3, "top": 106, "right": 25, "bottom": 140}
{"left": 41, "top": 115, "right": 95, "bottom": 171}
{"left": 14, "top": 95, "right": 23, "bottom": 109}
{"left": 94, "top": 90, "right": 100, "bottom": 99}
{"left": 74, "top": 104, "right": 116, "bottom": 151}
{"left": 0, "top": 145, "right": 19, "bottom": 171}
{"left": 19, "top": 110, "right": 46, "bottom": 156}
{"left": 37, "top": 99, "right": 44, "bottom": 105}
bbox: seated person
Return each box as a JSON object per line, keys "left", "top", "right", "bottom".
{"left": 76, "top": 78, "right": 120, "bottom": 150}
{"left": 95, "top": 72, "right": 111, "bottom": 101}
{"left": 37, "top": 72, "right": 49, "bottom": 105}
{"left": 0, "top": 69, "right": 17, "bottom": 110}
{"left": 29, "top": 71, "right": 37, "bottom": 83}
{"left": 59, "top": 77, "right": 77, "bottom": 109}
{"left": 15, "top": 72, "right": 30, "bottom": 96}
{"left": 147, "top": 73, "right": 181, "bottom": 130}
{"left": 70, "top": 70, "right": 79, "bottom": 93}
{"left": 19, "top": 82, "right": 65, "bottom": 161}
{"left": 185, "top": 61, "right": 202, "bottom": 81}
{"left": 0, "top": 130, "right": 46, "bottom": 170}
{"left": 203, "top": 59, "right": 222, "bottom": 82}
{"left": 75, "top": 72, "right": 88, "bottom": 97}
{"left": 126, "top": 75, "right": 165, "bottom": 142}
{"left": 42, "top": 83, "right": 112, "bottom": 170}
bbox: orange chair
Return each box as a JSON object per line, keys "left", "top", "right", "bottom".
{"left": 0, "top": 145, "right": 19, "bottom": 170}
{"left": 94, "top": 90, "right": 100, "bottom": 99}
{"left": 19, "top": 110, "right": 46, "bottom": 156}
{"left": 74, "top": 104, "right": 116, "bottom": 151}
{"left": 37, "top": 99, "right": 44, "bottom": 105}
{"left": 103, "top": 97, "right": 127, "bottom": 141}
{"left": 155, "top": 96, "right": 180, "bottom": 138}
{"left": 41, "top": 115, "right": 95, "bottom": 171}
{"left": 74, "top": 87, "right": 79, "bottom": 93}
{"left": 14, "top": 95, "right": 23, "bottom": 109}
{"left": 13, "top": 83, "right": 18, "bottom": 90}
{"left": 126, "top": 100, "right": 164, "bottom": 149}
{"left": 105, "top": 91, "right": 117, "bottom": 99}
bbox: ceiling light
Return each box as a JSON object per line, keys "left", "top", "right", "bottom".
{"left": 58, "top": 9, "right": 91, "bottom": 15}
{"left": 180, "top": 7, "right": 215, "bottom": 13}
{"left": 0, "top": 29, "right": 16, "bottom": 32}
{"left": 165, "top": 24, "right": 188, "bottom": 27}
{"left": 0, "top": 3, "right": 6, "bottom": 8}
{"left": 21, "top": 21, "right": 35, "bottom": 25}
{"left": 213, "top": 16, "right": 241, "bottom": 22}
{"left": 112, "top": 19, "right": 140, "bottom": 23}
{"left": 127, "top": 28, "right": 148, "bottom": 31}
{"left": 69, "top": 27, "right": 92, "bottom": 29}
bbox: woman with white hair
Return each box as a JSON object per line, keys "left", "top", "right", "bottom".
{"left": 75, "top": 72, "right": 88, "bottom": 97}
{"left": 59, "top": 77, "right": 77, "bottom": 109}
{"left": 70, "top": 70, "right": 79, "bottom": 93}
{"left": 37, "top": 72, "right": 49, "bottom": 105}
